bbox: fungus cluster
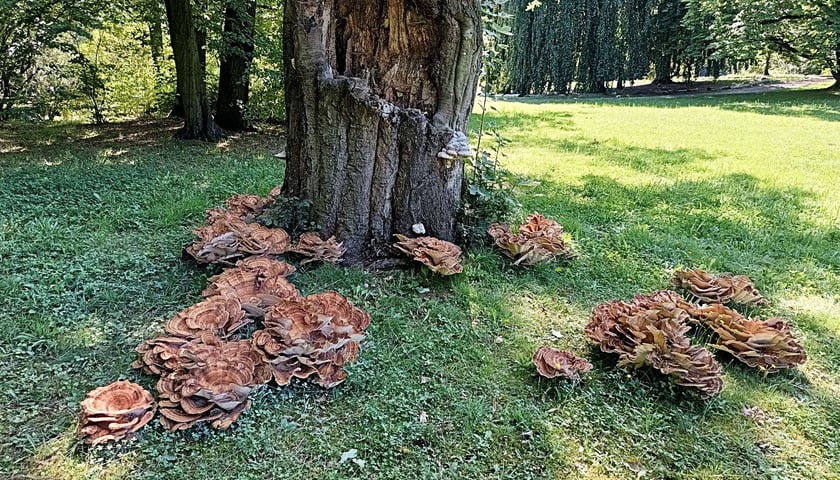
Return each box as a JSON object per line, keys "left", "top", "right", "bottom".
{"left": 185, "top": 189, "right": 344, "bottom": 266}
{"left": 127, "top": 255, "right": 370, "bottom": 433}
{"left": 488, "top": 213, "right": 574, "bottom": 265}
{"left": 689, "top": 304, "right": 806, "bottom": 372}
{"left": 671, "top": 268, "right": 766, "bottom": 305}
{"left": 81, "top": 191, "right": 368, "bottom": 443}
{"left": 585, "top": 291, "right": 724, "bottom": 398}
{"left": 584, "top": 275, "right": 807, "bottom": 397}
{"left": 393, "top": 234, "right": 464, "bottom": 275}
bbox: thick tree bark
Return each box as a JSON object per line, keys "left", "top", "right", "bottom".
{"left": 216, "top": 0, "right": 257, "bottom": 131}
{"left": 653, "top": 54, "right": 673, "bottom": 84}
{"left": 282, "top": 0, "right": 482, "bottom": 264}
{"left": 831, "top": 50, "right": 840, "bottom": 90}
{"left": 163, "top": 0, "right": 222, "bottom": 140}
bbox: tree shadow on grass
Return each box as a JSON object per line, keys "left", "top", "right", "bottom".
{"left": 553, "top": 137, "right": 714, "bottom": 176}
{"left": 499, "top": 88, "right": 840, "bottom": 123}
{"left": 465, "top": 171, "right": 840, "bottom": 477}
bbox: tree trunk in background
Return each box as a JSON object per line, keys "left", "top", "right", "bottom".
{"left": 148, "top": 7, "right": 165, "bottom": 85}
{"left": 281, "top": 0, "right": 482, "bottom": 264}
{"left": 216, "top": 0, "right": 257, "bottom": 131}
{"left": 163, "top": 0, "right": 222, "bottom": 140}
{"left": 763, "top": 52, "right": 771, "bottom": 76}
{"left": 832, "top": 49, "right": 840, "bottom": 90}
{"left": 653, "top": 54, "right": 672, "bottom": 84}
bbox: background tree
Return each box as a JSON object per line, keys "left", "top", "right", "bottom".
{"left": 163, "top": 0, "right": 222, "bottom": 140}
{"left": 281, "top": 0, "right": 483, "bottom": 263}
{"left": 697, "top": 0, "right": 840, "bottom": 88}
{"left": 0, "top": 0, "right": 110, "bottom": 119}
{"left": 216, "top": 0, "right": 257, "bottom": 130}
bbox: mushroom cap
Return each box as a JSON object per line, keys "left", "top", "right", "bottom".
{"left": 79, "top": 381, "right": 156, "bottom": 445}
{"left": 532, "top": 347, "right": 592, "bottom": 379}
{"left": 393, "top": 234, "right": 463, "bottom": 275}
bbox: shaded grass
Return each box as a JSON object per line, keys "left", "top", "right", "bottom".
{"left": 1, "top": 88, "right": 839, "bottom": 479}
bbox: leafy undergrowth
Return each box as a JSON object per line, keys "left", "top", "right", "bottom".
{"left": 1, "top": 89, "right": 839, "bottom": 480}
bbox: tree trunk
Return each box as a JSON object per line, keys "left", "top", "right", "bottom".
{"left": 148, "top": 3, "right": 165, "bottom": 84}
{"left": 763, "top": 52, "right": 771, "bottom": 77}
{"left": 653, "top": 53, "right": 672, "bottom": 84}
{"left": 832, "top": 49, "right": 840, "bottom": 90}
{"left": 216, "top": 0, "right": 257, "bottom": 131}
{"left": 163, "top": 0, "right": 222, "bottom": 140}
{"left": 281, "top": 0, "right": 482, "bottom": 264}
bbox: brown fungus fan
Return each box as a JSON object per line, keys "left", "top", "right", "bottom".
{"left": 585, "top": 291, "right": 723, "bottom": 398}
{"left": 132, "top": 336, "right": 196, "bottom": 376}
{"left": 292, "top": 233, "right": 347, "bottom": 264}
{"left": 252, "top": 292, "right": 370, "bottom": 388}
{"left": 533, "top": 347, "right": 593, "bottom": 380}
{"left": 393, "top": 234, "right": 463, "bottom": 275}
{"left": 79, "top": 381, "right": 156, "bottom": 445}
{"left": 157, "top": 339, "right": 271, "bottom": 431}
{"left": 688, "top": 304, "right": 807, "bottom": 372}
{"left": 224, "top": 194, "right": 275, "bottom": 220}
{"left": 185, "top": 217, "right": 291, "bottom": 265}
{"left": 202, "top": 262, "right": 300, "bottom": 320}
{"left": 164, "top": 296, "right": 250, "bottom": 339}
{"left": 488, "top": 213, "right": 574, "bottom": 266}
{"left": 670, "top": 268, "right": 766, "bottom": 306}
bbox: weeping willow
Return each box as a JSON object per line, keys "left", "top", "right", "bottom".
{"left": 509, "top": 0, "right": 671, "bottom": 93}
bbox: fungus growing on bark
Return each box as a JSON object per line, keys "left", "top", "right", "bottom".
{"left": 532, "top": 347, "right": 593, "bottom": 380}
{"left": 291, "top": 233, "right": 347, "bottom": 264}
{"left": 585, "top": 291, "right": 723, "bottom": 398}
{"left": 252, "top": 292, "right": 370, "bottom": 388}
{"left": 164, "top": 296, "right": 250, "bottom": 339}
{"left": 670, "top": 268, "right": 766, "bottom": 306}
{"left": 79, "top": 381, "right": 156, "bottom": 445}
{"left": 157, "top": 339, "right": 271, "bottom": 431}
{"left": 688, "top": 304, "right": 806, "bottom": 372}
{"left": 488, "top": 213, "right": 574, "bottom": 266}
{"left": 393, "top": 234, "right": 464, "bottom": 275}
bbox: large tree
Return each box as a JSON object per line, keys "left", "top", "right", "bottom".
{"left": 216, "top": 0, "right": 257, "bottom": 130}
{"left": 164, "top": 0, "right": 222, "bottom": 139}
{"left": 281, "top": 0, "right": 483, "bottom": 264}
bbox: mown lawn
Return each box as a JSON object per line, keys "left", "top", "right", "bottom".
{"left": 1, "top": 88, "right": 839, "bottom": 479}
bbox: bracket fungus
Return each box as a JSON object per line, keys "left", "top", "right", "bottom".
{"left": 670, "top": 268, "right": 766, "bottom": 306}
{"left": 688, "top": 304, "right": 806, "bottom": 372}
{"left": 585, "top": 291, "right": 723, "bottom": 398}
{"left": 185, "top": 216, "right": 291, "bottom": 265}
{"left": 223, "top": 194, "right": 275, "bottom": 221}
{"left": 164, "top": 296, "right": 250, "bottom": 339}
{"left": 252, "top": 292, "right": 370, "bottom": 388}
{"left": 533, "top": 347, "right": 593, "bottom": 380}
{"left": 157, "top": 339, "right": 271, "bottom": 431}
{"left": 79, "top": 381, "right": 156, "bottom": 445}
{"left": 393, "top": 234, "right": 464, "bottom": 275}
{"left": 291, "top": 233, "right": 347, "bottom": 264}
{"left": 488, "top": 213, "right": 574, "bottom": 266}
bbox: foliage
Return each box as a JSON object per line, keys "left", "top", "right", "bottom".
{"left": 249, "top": 0, "right": 286, "bottom": 122}
{"left": 0, "top": 0, "right": 113, "bottom": 119}
{"left": 255, "top": 196, "right": 315, "bottom": 240}
{"left": 688, "top": 0, "right": 840, "bottom": 84}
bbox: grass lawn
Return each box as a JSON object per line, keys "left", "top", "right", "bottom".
{"left": 1, "top": 88, "right": 839, "bottom": 479}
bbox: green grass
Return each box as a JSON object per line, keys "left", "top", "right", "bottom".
{"left": 1, "top": 88, "right": 839, "bottom": 479}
